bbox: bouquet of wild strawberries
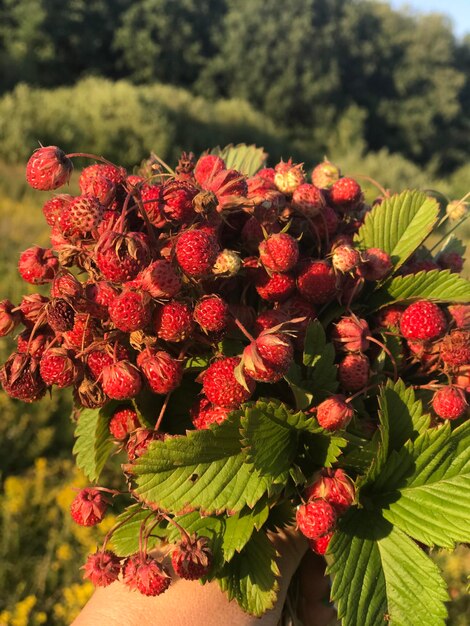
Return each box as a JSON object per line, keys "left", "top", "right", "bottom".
{"left": 1, "top": 143, "right": 469, "bottom": 625}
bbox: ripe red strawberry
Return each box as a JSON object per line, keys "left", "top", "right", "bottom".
{"left": 126, "top": 428, "right": 164, "bottom": 461}
{"left": 440, "top": 330, "right": 470, "bottom": 368}
{"left": 87, "top": 344, "right": 129, "bottom": 380}
{"left": 202, "top": 357, "right": 255, "bottom": 409}
{"left": 79, "top": 163, "right": 126, "bottom": 188}
{"left": 242, "top": 332, "right": 293, "bottom": 382}
{"left": 194, "top": 295, "right": 229, "bottom": 335}
{"left": 61, "top": 195, "right": 104, "bottom": 233}
{"left": 329, "top": 177, "right": 362, "bottom": 210}
{"left": 109, "top": 407, "right": 140, "bottom": 440}
{"left": 205, "top": 168, "right": 248, "bottom": 209}
{"left": 79, "top": 173, "right": 116, "bottom": 207}
{"left": 0, "top": 300, "right": 21, "bottom": 337}
{"left": 139, "top": 184, "right": 165, "bottom": 227}
{"left": 82, "top": 281, "right": 118, "bottom": 318}
{"left": 332, "top": 317, "right": 370, "bottom": 352}
{"left": 63, "top": 313, "right": 96, "bottom": 349}
{"left": 400, "top": 300, "right": 447, "bottom": 341}
{"left": 194, "top": 154, "right": 226, "bottom": 187}
{"left": 255, "top": 270, "right": 296, "bottom": 302}
{"left": 309, "top": 204, "right": 339, "bottom": 241}
{"left": 17, "top": 329, "right": 52, "bottom": 359}
{"left": 311, "top": 159, "right": 341, "bottom": 189}
{"left": 42, "top": 194, "right": 72, "bottom": 226}
{"left": 19, "top": 294, "right": 48, "bottom": 325}
{"left": 95, "top": 231, "right": 151, "bottom": 283}
{"left": 175, "top": 230, "right": 219, "bottom": 278}
{"left": 253, "top": 309, "right": 287, "bottom": 336}
{"left": 123, "top": 554, "right": 171, "bottom": 596}
{"left": 292, "top": 183, "right": 325, "bottom": 217}
{"left": 0, "top": 352, "right": 46, "bottom": 402}
{"left": 358, "top": 248, "right": 392, "bottom": 281}
{"left": 297, "top": 260, "right": 337, "bottom": 304}
{"left": 305, "top": 468, "right": 355, "bottom": 514}
{"left": 448, "top": 304, "right": 470, "bottom": 329}
{"left": 274, "top": 159, "right": 305, "bottom": 194}
{"left": 70, "top": 488, "right": 109, "bottom": 526}
{"left": 153, "top": 301, "right": 194, "bottom": 342}
{"left": 259, "top": 233, "right": 299, "bottom": 272}
{"left": 101, "top": 361, "right": 142, "bottom": 400}
{"left": 432, "top": 386, "right": 468, "bottom": 420}
{"left": 161, "top": 179, "right": 198, "bottom": 223}
{"left": 296, "top": 499, "right": 337, "bottom": 540}
{"left": 309, "top": 533, "right": 333, "bottom": 555}
{"left": 315, "top": 395, "right": 354, "bottom": 431}
{"left": 109, "top": 289, "right": 152, "bottom": 332}
{"left": 376, "top": 305, "right": 404, "bottom": 329}
{"left": 83, "top": 551, "right": 121, "bottom": 587}
{"left": 138, "top": 349, "right": 183, "bottom": 394}
{"left": 18, "top": 246, "right": 58, "bottom": 284}
{"left": 171, "top": 535, "right": 212, "bottom": 580}
{"left": 190, "top": 397, "right": 231, "bottom": 430}
{"left": 40, "top": 348, "right": 80, "bottom": 388}
{"left": 137, "top": 260, "right": 181, "bottom": 299}
{"left": 26, "top": 146, "right": 73, "bottom": 190}
{"left": 338, "top": 354, "right": 370, "bottom": 392}
{"left": 51, "top": 272, "right": 82, "bottom": 300}
{"left": 331, "top": 244, "right": 361, "bottom": 273}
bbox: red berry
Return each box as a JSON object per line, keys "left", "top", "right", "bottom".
{"left": 194, "top": 154, "right": 225, "bottom": 187}
{"left": 338, "top": 354, "right": 370, "bottom": 392}
{"left": 194, "top": 295, "right": 229, "bottom": 335}
{"left": 140, "top": 184, "right": 165, "bottom": 227}
{"left": 400, "top": 301, "right": 447, "bottom": 341}
{"left": 87, "top": 344, "right": 129, "bottom": 380}
{"left": 79, "top": 163, "right": 126, "bottom": 188}
{"left": 171, "top": 535, "right": 212, "bottom": 580}
{"left": 242, "top": 332, "right": 293, "bottom": 382}
{"left": 0, "top": 300, "right": 21, "bottom": 337}
{"left": 101, "top": 361, "right": 142, "bottom": 400}
{"left": 255, "top": 270, "right": 296, "bottom": 303}
{"left": 311, "top": 159, "right": 340, "bottom": 189}
{"left": 332, "top": 317, "right": 370, "bottom": 353}
{"left": 17, "top": 329, "right": 52, "bottom": 359}
{"left": 253, "top": 309, "right": 287, "bottom": 336}
{"left": 305, "top": 468, "right": 355, "bottom": 514}
{"left": 79, "top": 173, "right": 116, "bottom": 207}
{"left": 46, "top": 298, "right": 75, "bottom": 332}
{"left": 190, "top": 397, "right": 231, "bottom": 430}
{"left": 292, "top": 183, "right": 325, "bottom": 217}
{"left": 309, "top": 205, "right": 339, "bottom": 241}
{"left": 62, "top": 195, "right": 104, "bottom": 233}
{"left": 95, "top": 231, "right": 151, "bottom": 283}
{"left": 83, "top": 551, "right": 121, "bottom": 587}
{"left": 329, "top": 177, "right": 362, "bottom": 210}
{"left": 0, "top": 352, "right": 46, "bottom": 402}
{"left": 126, "top": 428, "right": 164, "bottom": 461}
{"left": 83, "top": 281, "right": 118, "bottom": 318}
{"left": 40, "top": 348, "right": 80, "bottom": 388}
{"left": 205, "top": 168, "right": 248, "bottom": 209}
{"left": 448, "top": 305, "right": 470, "bottom": 329}
{"left": 18, "top": 246, "right": 58, "bottom": 284}
{"left": 138, "top": 349, "right": 183, "bottom": 394}
{"left": 42, "top": 194, "right": 72, "bottom": 226}
{"left": 316, "top": 395, "right": 354, "bottom": 431}
{"left": 109, "top": 289, "right": 152, "bottom": 332}
{"left": 19, "top": 294, "right": 48, "bottom": 325}
{"left": 202, "top": 357, "right": 255, "bottom": 409}
{"left": 259, "top": 233, "right": 299, "bottom": 272}
{"left": 26, "top": 146, "right": 73, "bottom": 190}
{"left": 161, "top": 180, "right": 198, "bottom": 223}
{"left": 440, "top": 331, "right": 470, "bottom": 368}
{"left": 358, "top": 248, "right": 392, "bottom": 281}
{"left": 175, "top": 230, "right": 219, "bottom": 278}
{"left": 296, "top": 499, "right": 337, "bottom": 540}
{"left": 432, "top": 386, "right": 468, "bottom": 420}
{"left": 70, "top": 488, "right": 109, "bottom": 526}
{"left": 309, "top": 533, "right": 333, "bottom": 555}
{"left": 297, "top": 260, "right": 337, "bottom": 304}
{"left": 137, "top": 260, "right": 181, "bottom": 299}
{"left": 109, "top": 407, "right": 140, "bottom": 440}
{"left": 376, "top": 305, "right": 404, "bottom": 329}
{"left": 274, "top": 159, "right": 305, "bottom": 194}
{"left": 63, "top": 313, "right": 96, "bottom": 349}
{"left": 153, "top": 301, "right": 194, "bottom": 342}
{"left": 123, "top": 554, "right": 171, "bottom": 596}
{"left": 331, "top": 244, "right": 361, "bottom": 273}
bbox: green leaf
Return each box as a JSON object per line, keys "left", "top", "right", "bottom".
{"left": 210, "top": 143, "right": 267, "bottom": 176}
{"left": 354, "top": 190, "right": 439, "bottom": 271}
{"left": 132, "top": 416, "right": 283, "bottom": 515}
{"left": 73, "top": 406, "right": 114, "bottom": 482}
{"left": 367, "top": 269, "right": 470, "bottom": 310}
{"left": 221, "top": 501, "right": 270, "bottom": 562}
{"left": 303, "top": 431, "right": 347, "bottom": 469}
{"left": 328, "top": 510, "right": 448, "bottom": 626}
{"left": 284, "top": 363, "right": 314, "bottom": 410}
{"left": 372, "top": 421, "right": 470, "bottom": 548}
{"left": 111, "top": 505, "right": 168, "bottom": 557}
{"left": 218, "top": 530, "right": 279, "bottom": 617}
{"left": 303, "top": 319, "right": 326, "bottom": 367}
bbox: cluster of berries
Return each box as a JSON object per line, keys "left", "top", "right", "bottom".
{"left": 0, "top": 145, "right": 468, "bottom": 595}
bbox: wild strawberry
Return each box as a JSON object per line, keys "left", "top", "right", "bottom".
{"left": 297, "top": 260, "right": 337, "bottom": 304}
{"left": 259, "top": 233, "right": 299, "bottom": 272}
{"left": 331, "top": 244, "right": 361, "bottom": 273}
{"left": 42, "top": 194, "right": 72, "bottom": 226}
{"left": 292, "top": 183, "right": 325, "bottom": 217}
{"left": 79, "top": 163, "right": 126, "bottom": 188}
{"left": 311, "top": 159, "right": 341, "bottom": 189}
{"left": 332, "top": 317, "right": 370, "bottom": 352}
{"left": 175, "top": 230, "right": 219, "bottom": 278}
{"left": 161, "top": 180, "right": 198, "bottom": 223}
{"left": 309, "top": 205, "right": 339, "bottom": 241}
{"left": 194, "top": 154, "right": 226, "bottom": 187}
{"left": 279, "top": 295, "right": 317, "bottom": 349}
{"left": 448, "top": 304, "right": 470, "bottom": 329}
{"left": 274, "top": 159, "right": 305, "bottom": 194}
{"left": 213, "top": 249, "right": 242, "bottom": 276}
{"left": 153, "top": 301, "right": 194, "bottom": 342}
{"left": 440, "top": 330, "right": 470, "bottom": 368}
{"left": 0, "top": 352, "right": 46, "bottom": 402}
{"left": 171, "top": 535, "right": 212, "bottom": 580}
{"left": 329, "top": 177, "right": 362, "bottom": 211}
{"left": 358, "top": 248, "right": 392, "bottom": 281}
{"left": 101, "top": 361, "right": 142, "bottom": 400}
{"left": 376, "top": 305, "right": 404, "bottom": 329}
{"left": 70, "top": 488, "right": 109, "bottom": 526}
{"left": 17, "top": 329, "right": 51, "bottom": 359}
{"left": 95, "top": 231, "right": 151, "bottom": 283}
{"left": 26, "top": 146, "right": 73, "bottom": 190}
{"left": 46, "top": 298, "right": 75, "bottom": 332}
{"left": 82, "top": 281, "right": 118, "bottom": 318}
{"left": 136, "top": 260, "right": 181, "bottom": 299}
{"left": 126, "top": 428, "right": 164, "bottom": 461}
{"left": 109, "top": 407, "right": 140, "bottom": 440}
{"left": 63, "top": 313, "right": 96, "bottom": 349}
{"left": 40, "top": 348, "right": 80, "bottom": 388}
{"left": 19, "top": 294, "right": 49, "bottom": 325}
{"left": 315, "top": 395, "right": 354, "bottom": 431}
{"left": 190, "top": 397, "right": 231, "bottom": 430}
{"left": 255, "top": 270, "right": 296, "bottom": 303}
{"left": 139, "top": 184, "right": 165, "bottom": 227}
{"left": 309, "top": 533, "right": 333, "bottom": 555}
{"left": 0, "top": 300, "right": 21, "bottom": 337}
{"left": 305, "top": 468, "right": 355, "bottom": 514}
{"left": 79, "top": 172, "right": 116, "bottom": 207}
{"left": 61, "top": 195, "right": 104, "bottom": 233}
{"left": 296, "top": 499, "right": 337, "bottom": 540}
{"left": 432, "top": 386, "right": 468, "bottom": 420}
{"left": 202, "top": 357, "right": 255, "bottom": 409}
{"left": 437, "top": 251, "right": 464, "bottom": 274}
{"left": 51, "top": 272, "right": 82, "bottom": 300}
{"left": 138, "top": 349, "right": 183, "bottom": 394}
{"left": 400, "top": 300, "right": 447, "bottom": 341}
{"left": 109, "top": 289, "right": 152, "bottom": 332}
{"left": 205, "top": 168, "right": 248, "bottom": 209}
{"left": 18, "top": 246, "right": 58, "bottom": 284}
{"left": 87, "top": 344, "right": 129, "bottom": 380}
{"left": 338, "top": 354, "right": 370, "bottom": 392}
{"left": 83, "top": 551, "right": 121, "bottom": 587}
{"left": 194, "top": 295, "right": 229, "bottom": 335}
{"left": 242, "top": 332, "right": 293, "bottom": 382}
{"left": 123, "top": 554, "right": 171, "bottom": 596}
{"left": 253, "top": 309, "right": 287, "bottom": 336}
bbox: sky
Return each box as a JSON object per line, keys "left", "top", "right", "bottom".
{"left": 389, "top": 0, "right": 470, "bottom": 38}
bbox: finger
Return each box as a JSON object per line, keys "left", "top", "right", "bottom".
{"left": 297, "top": 551, "right": 336, "bottom": 626}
